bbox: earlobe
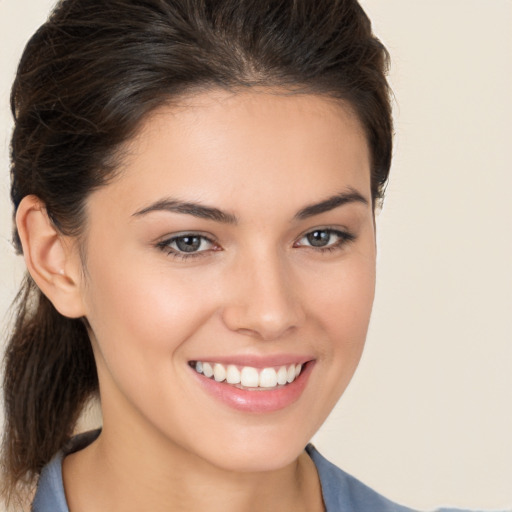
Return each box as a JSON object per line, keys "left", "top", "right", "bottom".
{"left": 15, "top": 195, "right": 86, "bottom": 318}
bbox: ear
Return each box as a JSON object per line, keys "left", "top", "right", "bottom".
{"left": 16, "top": 195, "right": 86, "bottom": 318}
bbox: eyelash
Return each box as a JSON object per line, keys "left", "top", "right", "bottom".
{"left": 156, "top": 228, "right": 355, "bottom": 261}
{"left": 295, "top": 228, "right": 356, "bottom": 253}
{"left": 156, "top": 233, "right": 219, "bottom": 261}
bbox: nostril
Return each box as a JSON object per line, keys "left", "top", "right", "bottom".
{"left": 236, "top": 325, "right": 298, "bottom": 342}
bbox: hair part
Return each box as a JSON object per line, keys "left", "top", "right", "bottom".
{"left": 2, "top": 0, "right": 392, "bottom": 504}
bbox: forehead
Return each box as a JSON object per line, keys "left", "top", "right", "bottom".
{"left": 90, "top": 89, "right": 371, "bottom": 219}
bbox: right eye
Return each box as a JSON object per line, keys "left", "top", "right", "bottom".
{"left": 156, "top": 233, "right": 218, "bottom": 259}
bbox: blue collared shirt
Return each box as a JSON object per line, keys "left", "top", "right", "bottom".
{"left": 32, "top": 431, "right": 509, "bottom": 512}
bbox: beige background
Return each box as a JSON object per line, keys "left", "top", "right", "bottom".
{"left": 1, "top": 1, "right": 511, "bottom": 510}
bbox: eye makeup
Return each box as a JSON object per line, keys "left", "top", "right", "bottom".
{"left": 155, "top": 226, "right": 356, "bottom": 261}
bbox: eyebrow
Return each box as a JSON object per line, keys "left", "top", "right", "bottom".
{"left": 132, "top": 188, "right": 368, "bottom": 224}
{"left": 294, "top": 189, "right": 368, "bottom": 220}
{"left": 133, "top": 199, "right": 238, "bottom": 224}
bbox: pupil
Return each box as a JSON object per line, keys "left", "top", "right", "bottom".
{"left": 176, "top": 236, "right": 201, "bottom": 252}
{"left": 307, "top": 230, "right": 330, "bottom": 247}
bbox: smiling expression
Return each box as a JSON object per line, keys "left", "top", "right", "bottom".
{"left": 76, "top": 88, "right": 376, "bottom": 472}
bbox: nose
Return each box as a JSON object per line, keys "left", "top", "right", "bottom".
{"left": 221, "top": 251, "right": 305, "bottom": 341}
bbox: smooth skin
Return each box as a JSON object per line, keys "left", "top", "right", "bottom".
{"left": 17, "top": 88, "right": 376, "bottom": 512}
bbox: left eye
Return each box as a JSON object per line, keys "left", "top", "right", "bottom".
{"left": 295, "top": 228, "right": 352, "bottom": 249}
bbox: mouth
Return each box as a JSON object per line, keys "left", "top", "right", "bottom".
{"left": 188, "top": 361, "right": 305, "bottom": 390}
{"left": 188, "top": 358, "right": 314, "bottom": 413}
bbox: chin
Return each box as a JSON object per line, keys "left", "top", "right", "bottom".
{"left": 208, "top": 444, "right": 306, "bottom": 474}
{"left": 180, "top": 423, "right": 316, "bottom": 474}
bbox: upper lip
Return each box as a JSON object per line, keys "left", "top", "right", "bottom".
{"left": 188, "top": 354, "right": 314, "bottom": 368}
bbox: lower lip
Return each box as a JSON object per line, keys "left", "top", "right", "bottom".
{"left": 191, "top": 362, "right": 314, "bottom": 413}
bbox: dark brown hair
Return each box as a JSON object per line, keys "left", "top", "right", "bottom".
{"left": 2, "top": 0, "right": 392, "bottom": 504}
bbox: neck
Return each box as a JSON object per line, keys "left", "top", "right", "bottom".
{"left": 63, "top": 420, "right": 324, "bottom": 512}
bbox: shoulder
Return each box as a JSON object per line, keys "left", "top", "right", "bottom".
{"left": 32, "top": 430, "right": 101, "bottom": 512}
{"left": 306, "top": 444, "right": 506, "bottom": 512}
{"left": 307, "top": 443, "right": 419, "bottom": 512}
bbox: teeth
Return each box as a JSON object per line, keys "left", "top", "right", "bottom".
{"left": 240, "top": 367, "right": 259, "bottom": 387}
{"left": 192, "top": 361, "right": 305, "bottom": 389}
{"left": 277, "top": 366, "right": 288, "bottom": 385}
{"left": 226, "top": 364, "right": 241, "bottom": 384}
{"left": 213, "top": 363, "right": 226, "bottom": 382}
{"left": 259, "top": 368, "right": 278, "bottom": 388}
{"left": 286, "top": 365, "right": 295, "bottom": 383}
{"left": 202, "top": 362, "right": 214, "bottom": 378}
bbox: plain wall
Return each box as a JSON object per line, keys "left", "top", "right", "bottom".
{"left": 1, "top": 1, "right": 511, "bottom": 510}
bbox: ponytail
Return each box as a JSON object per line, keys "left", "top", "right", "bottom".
{"left": 1, "top": 274, "right": 97, "bottom": 505}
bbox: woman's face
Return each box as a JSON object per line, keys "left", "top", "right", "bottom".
{"left": 78, "top": 89, "right": 376, "bottom": 472}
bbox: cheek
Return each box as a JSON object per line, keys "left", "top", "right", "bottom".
{"left": 288, "top": 249, "right": 375, "bottom": 437}
{"left": 81, "top": 256, "right": 223, "bottom": 427}
{"left": 307, "top": 251, "right": 376, "bottom": 348}
{"left": 82, "top": 252, "right": 218, "bottom": 365}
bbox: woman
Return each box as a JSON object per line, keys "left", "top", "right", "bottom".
{"left": 0, "top": 1, "right": 507, "bottom": 511}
